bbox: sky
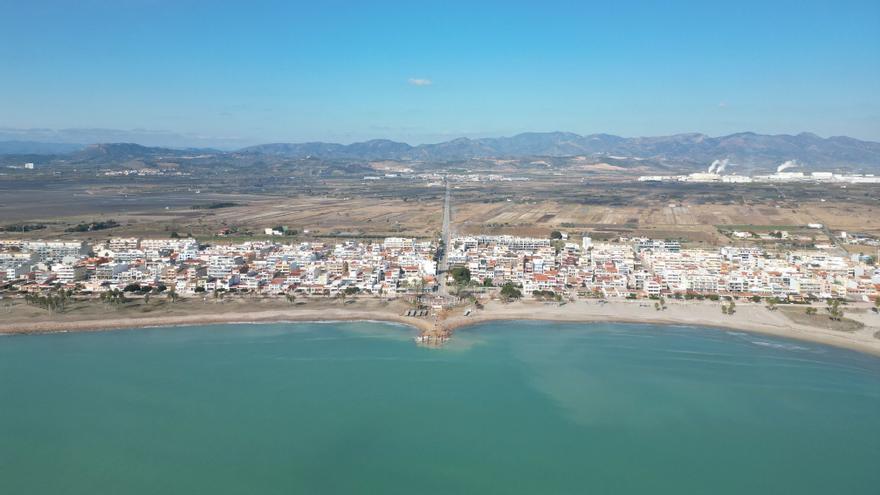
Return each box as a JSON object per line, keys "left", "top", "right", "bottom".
{"left": 1, "top": 0, "right": 878, "bottom": 147}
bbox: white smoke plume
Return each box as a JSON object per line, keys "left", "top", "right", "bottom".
{"left": 777, "top": 160, "right": 799, "bottom": 173}
{"left": 707, "top": 158, "right": 729, "bottom": 174}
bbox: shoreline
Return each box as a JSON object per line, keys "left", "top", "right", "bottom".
{"left": 444, "top": 300, "right": 880, "bottom": 357}
{"left": 2, "top": 299, "right": 879, "bottom": 357}
{"left": 0, "top": 306, "right": 435, "bottom": 336}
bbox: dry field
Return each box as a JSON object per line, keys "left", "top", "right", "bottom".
{"left": 448, "top": 179, "right": 879, "bottom": 245}
{"left": 2, "top": 174, "right": 877, "bottom": 246}
{"left": 0, "top": 181, "right": 442, "bottom": 241}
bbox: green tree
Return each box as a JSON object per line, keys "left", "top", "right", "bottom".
{"left": 826, "top": 299, "right": 844, "bottom": 321}
{"left": 450, "top": 267, "right": 471, "bottom": 284}
{"left": 500, "top": 283, "right": 522, "bottom": 302}
{"left": 721, "top": 301, "right": 736, "bottom": 315}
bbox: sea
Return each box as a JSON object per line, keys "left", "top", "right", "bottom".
{"left": 2, "top": 321, "right": 879, "bottom": 494}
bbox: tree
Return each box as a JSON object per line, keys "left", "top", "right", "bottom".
{"left": 167, "top": 289, "right": 178, "bottom": 304}
{"left": 766, "top": 298, "right": 778, "bottom": 311}
{"left": 450, "top": 266, "right": 471, "bottom": 284}
{"left": 805, "top": 307, "right": 818, "bottom": 316}
{"left": 482, "top": 278, "right": 494, "bottom": 287}
{"left": 101, "top": 288, "right": 125, "bottom": 307}
{"left": 826, "top": 299, "right": 844, "bottom": 321}
{"left": 285, "top": 292, "right": 296, "bottom": 305}
{"left": 722, "top": 301, "right": 736, "bottom": 315}
{"left": 550, "top": 230, "right": 563, "bottom": 240}
{"left": 500, "top": 283, "right": 522, "bottom": 302}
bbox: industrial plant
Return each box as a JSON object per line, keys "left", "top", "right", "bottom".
{"left": 639, "top": 160, "right": 880, "bottom": 184}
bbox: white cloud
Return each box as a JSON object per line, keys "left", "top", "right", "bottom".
{"left": 408, "top": 78, "right": 432, "bottom": 87}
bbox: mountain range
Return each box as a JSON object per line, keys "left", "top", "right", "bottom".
{"left": 238, "top": 132, "right": 880, "bottom": 169}
{"left": 3, "top": 131, "right": 880, "bottom": 171}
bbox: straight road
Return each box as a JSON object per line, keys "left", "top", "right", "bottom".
{"left": 438, "top": 180, "right": 451, "bottom": 295}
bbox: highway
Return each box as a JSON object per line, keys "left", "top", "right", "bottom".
{"left": 438, "top": 180, "right": 451, "bottom": 295}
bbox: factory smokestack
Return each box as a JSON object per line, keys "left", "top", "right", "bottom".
{"left": 777, "top": 160, "right": 798, "bottom": 173}
{"left": 707, "top": 158, "right": 729, "bottom": 174}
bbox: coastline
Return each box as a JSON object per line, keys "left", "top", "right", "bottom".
{"left": 444, "top": 300, "right": 880, "bottom": 357}
{"left": 0, "top": 305, "right": 435, "bottom": 336}
{"left": 2, "top": 298, "right": 879, "bottom": 357}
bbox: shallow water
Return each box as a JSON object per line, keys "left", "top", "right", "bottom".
{"left": 2, "top": 321, "right": 879, "bottom": 494}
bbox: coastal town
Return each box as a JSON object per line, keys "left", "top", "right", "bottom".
{"left": 2, "top": 233, "right": 878, "bottom": 305}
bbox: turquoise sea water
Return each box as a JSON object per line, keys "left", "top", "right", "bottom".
{"left": 1, "top": 321, "right": 879, "bottom": 494}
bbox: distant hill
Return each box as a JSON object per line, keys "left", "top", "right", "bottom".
{"left": 0, "top": 141, "right": 84, "bottom": 155}
{"left": 9, "top": 131, "right": 880, "bottom": 172}
{"left": 70, "top": 143, "right": 218, "bottom": 163}
{"left": 240, "top": 139, "right": 416, "bottom": 159}
{"left": 239, "top": 132, "right": 880, "bottom": 171}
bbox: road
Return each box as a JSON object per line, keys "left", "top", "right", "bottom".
{"left": 438, "top": 180, "right": 452, "bottom": 295}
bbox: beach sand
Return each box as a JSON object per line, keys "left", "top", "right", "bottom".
{"left": 1, "top": 296, "right": 879, "bottom": 356}
{"left": 446, "top": 299, "right": 880, "bottom": 356}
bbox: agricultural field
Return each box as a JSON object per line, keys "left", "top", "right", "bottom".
{"left": 1, "top": 167, "right": 877, "bottom": 248}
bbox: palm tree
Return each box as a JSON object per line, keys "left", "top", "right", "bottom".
{"left": 826, "top": 299, "right": 844, "bottom": 321}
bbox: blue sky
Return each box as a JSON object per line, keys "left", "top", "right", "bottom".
{"left": 1, "top": 0, "right": 878, "bottom": 146}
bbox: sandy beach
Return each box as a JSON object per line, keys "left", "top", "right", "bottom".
{"left": 0, "top": 298, "right": 435, "bottom": 335}
{"left": 447, "top": 299, "right": 880, "bottom": 357}
{"left": 1, "top": 296, "right": 879, "bottom": 356}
